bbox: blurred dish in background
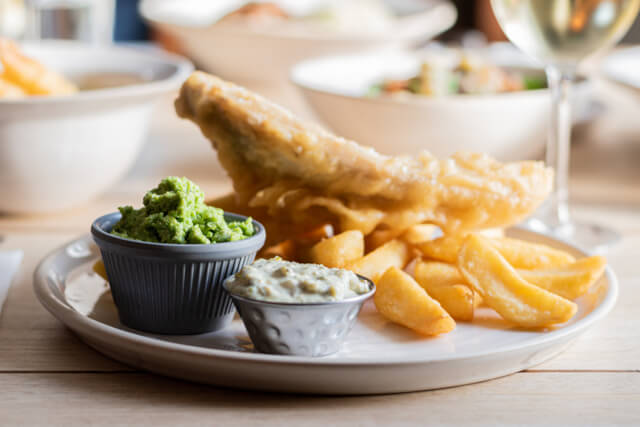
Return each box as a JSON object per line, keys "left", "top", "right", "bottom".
{"left": 291, "top": 45, "right": 595, "bottom": 160}
{"left": 0, "top": 41, "right": 193, "bottom": 214}
{"left": 601, "top": 46, "right": 640, "bottom": 93}
{"left": 367, "top": 49, "right": 546, "bottom": 98}
{"left": 140, "top": 0, "right": 457, "bottom": 84}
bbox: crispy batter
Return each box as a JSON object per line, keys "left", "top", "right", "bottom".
{"left": 176, "top": 71, "right": 552, "bottom": 235}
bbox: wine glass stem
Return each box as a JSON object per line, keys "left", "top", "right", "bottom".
{"left": 543, "top": 65, "right": 573, "bottom": 230}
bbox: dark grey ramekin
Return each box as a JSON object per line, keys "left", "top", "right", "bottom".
{"left": 91, "top": 212, "right": 265, "bottom": 335}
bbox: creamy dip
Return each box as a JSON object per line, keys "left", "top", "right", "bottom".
{"left": 224, "top": 258, "right": 371, "bottom": 303}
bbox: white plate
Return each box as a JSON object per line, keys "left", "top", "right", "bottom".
{"left": 602, "top": 46, "right": 640, "bottom": 93}
{"left": 34, "top": 229, "right": 617, "bottom": 395}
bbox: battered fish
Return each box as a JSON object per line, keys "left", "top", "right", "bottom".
{"left": 175, "top": 71, "right": 552, "bottom": 235}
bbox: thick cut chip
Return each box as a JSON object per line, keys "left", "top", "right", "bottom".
{"left": 457, "top": 234, "right": 577, "bottom": 327}
{"left": 417, "top": 234, "right": 465, "bottom": 263}
{"left": 518, "top": 256, "right": 606, "bottom": 300}
{"left": 490, "top": 237, "right": 575, "bottom": 269}
{"left": 414, "top": 261, "right": 475, "bottom": 321}
{"left": 401, "top": 224, "right": 440, "bottom": 245}
{"left": 375, "top": 267, "right": 456, "bottom": 336}
{"left": 310, "top": 230, "right": 364, "bottom": 268}
{"left": 418, "top": 233, "right": 576, "bottom": 270}
{"left": 345, "top": 239, "right": 410, "bottom": 283}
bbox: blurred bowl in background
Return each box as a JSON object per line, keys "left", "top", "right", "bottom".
{"left": 140, "top": 0, "right": 456, "bottom": 85}
{"left": 291, "top": 47, "right": 594, "bottom": 160}
{"left": 0, "top": 41, "right": 193, "bottom": 214}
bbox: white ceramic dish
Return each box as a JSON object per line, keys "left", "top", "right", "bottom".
{"left": 602, "top": 46, "right": 640, "bottom": 93}
{"left": 0, "top": 41, "right": 193, "bottom": 214}
{"left": 140, "top": 0, "right": 456, "bottom": 84}
{"left": 34, "top": 228, "right": 617, "bottom": 395}
{"left": 291, "top": 49, "right": 593, "bottom": 160}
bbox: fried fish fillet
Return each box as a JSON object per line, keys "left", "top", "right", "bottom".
{"left": 175, "top": 71, "right": 552, "bottom": 235}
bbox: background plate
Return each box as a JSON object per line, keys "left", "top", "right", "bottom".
{"left": 34, "top": 229, "right": 617, "bottom": 395}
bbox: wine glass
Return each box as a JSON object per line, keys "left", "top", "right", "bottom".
{"left": 491, "top": 0, "right": 640, "bottom": 252}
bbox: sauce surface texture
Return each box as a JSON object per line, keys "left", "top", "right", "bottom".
{"left": 225, "top": 258, "right": 371, "bottom": 303}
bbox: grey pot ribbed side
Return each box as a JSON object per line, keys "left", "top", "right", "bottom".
{"left": 100, "top": 251, "right": 255, "bottom": 334}
{"left": 91, "top": 212, "right": 265, "bottom": 335}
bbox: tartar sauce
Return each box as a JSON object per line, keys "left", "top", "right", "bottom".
{"left": 224, "top": 258, "right": 371, "bottom": 303}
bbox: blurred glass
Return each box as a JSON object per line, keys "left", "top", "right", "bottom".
{"left": 24, "top": 0, "right": 114, "bottom": 43}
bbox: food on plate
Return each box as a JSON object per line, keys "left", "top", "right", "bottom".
{"left": 368, "top": 51, "right": 546, "bottom": 98}
{"left": 400, "top": 223, "right": 440, "bottom": 245}
{"left": 345, "top": 239, "right": 409, "bottom": 283}
{"left": 261, "top": 223, "right": 334, "bottom": 260}
{"left": 224, "top": 257, "right": 371, "bottom": 303}
{"left": 310, "top": 230, "right": 364, "bottom": 268}
{"left": 417, "top": 233, "right": 466, "bottom": 264}
{"left": 489, "top": 237, "right": 576, "bottom": 269}
{"left": 174, "top": 71, "right": 605, "bottom": 335}
{"left": 414, "top": 261, "right": 477, "bottom": 321}
{"left": 518, "top": 256, "right": 607, "bottom": 300}
{"left": 458, "top": 234, "right": 577, "bottom": 327}
{"left": 374, "top": 267, "right": 455, "bottom": 336}
{"left": 418, "top": 233, "right": 576, "bottom": 268}
{"left": 112, "top": 176, "right": 254, "bottom": 244}
{"left": 0, "top": 38, "right": 77, "bottom": 97}
{"left": 176, "top": 71, "right": 553, "bottom": 240}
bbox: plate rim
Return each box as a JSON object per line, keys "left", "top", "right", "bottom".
{"left": 34, "top": 230, "right": 618, "bottom": 367}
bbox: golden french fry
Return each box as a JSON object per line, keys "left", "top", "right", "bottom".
{"left": 375, "top": 267, "right": 456, "bottom": 336}
{"left": 414, "top": 260, "right": 465, "bottom": 286}
{"left": 260, "top": 239, "right": 297, "bottom": 260}
{"left": 93, "top": 260, "right": 108, "bottom": 281}
{"left": 401, "top": 224, "right": 440, "bottom": 245}
{"left": 416, "top": 234, "right": 465, "bottom": 263}
{"left": 414, "top": 261, "right": 475, "bottom": 321}
{"left": 346, "top": 239, "right": 410, "bottom": 283}
{"left": 0, "top": 74, "right": 25, "bottom": 98}
{"left": 310, "top": 230, "right": 364, "bottom": 268}
{"left": 518, "top": 255, "right": 607, "bottom": 300}
{"left": 295, "top": 223, "right": 334, "bottom": 245}
{"left": 490, "top": 237, "right": 575, "bottom": 269}
{"left": 0, "top": 38, "right": 77, "bottom": 95}
{"left": 365, "top": 228, "right": 402, "bottom": 251}
{"left": 458, "top": 234, "right": 577, "bottom": 327}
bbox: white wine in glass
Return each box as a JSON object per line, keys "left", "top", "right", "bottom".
{"left": 491, "top": 0, "right": 640, "bottom": 252}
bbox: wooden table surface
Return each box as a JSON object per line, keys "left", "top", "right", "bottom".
{"left": 1, "top": 75, "right": 639, "bottom": 426}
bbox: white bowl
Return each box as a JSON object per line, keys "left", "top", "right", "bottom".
{"left": 291, "top": 49, "right": 592, "bottom": 160}
{"left": 0, "top": 41, "right": 193, "bottom": 214}
{"left": 140, "top": 0, "right": 456, "bottom": 84}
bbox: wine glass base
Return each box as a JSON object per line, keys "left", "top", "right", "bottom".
{"left": 521, "top": 218, "right": 620, "bottom": 254}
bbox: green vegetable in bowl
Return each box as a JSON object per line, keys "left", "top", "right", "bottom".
{"left": 112, "top": 176, "right": 254, "bottom": 244}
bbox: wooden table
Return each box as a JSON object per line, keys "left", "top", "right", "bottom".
{"left": 1, "top": 75, "right": 639, "bottom": 426}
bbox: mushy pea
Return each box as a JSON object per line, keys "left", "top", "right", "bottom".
{"left": 111, "top": 176, "right": 254, "bottom": 244}
{"left": 224, "top": 258, "right": 372, "bottom": 303}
